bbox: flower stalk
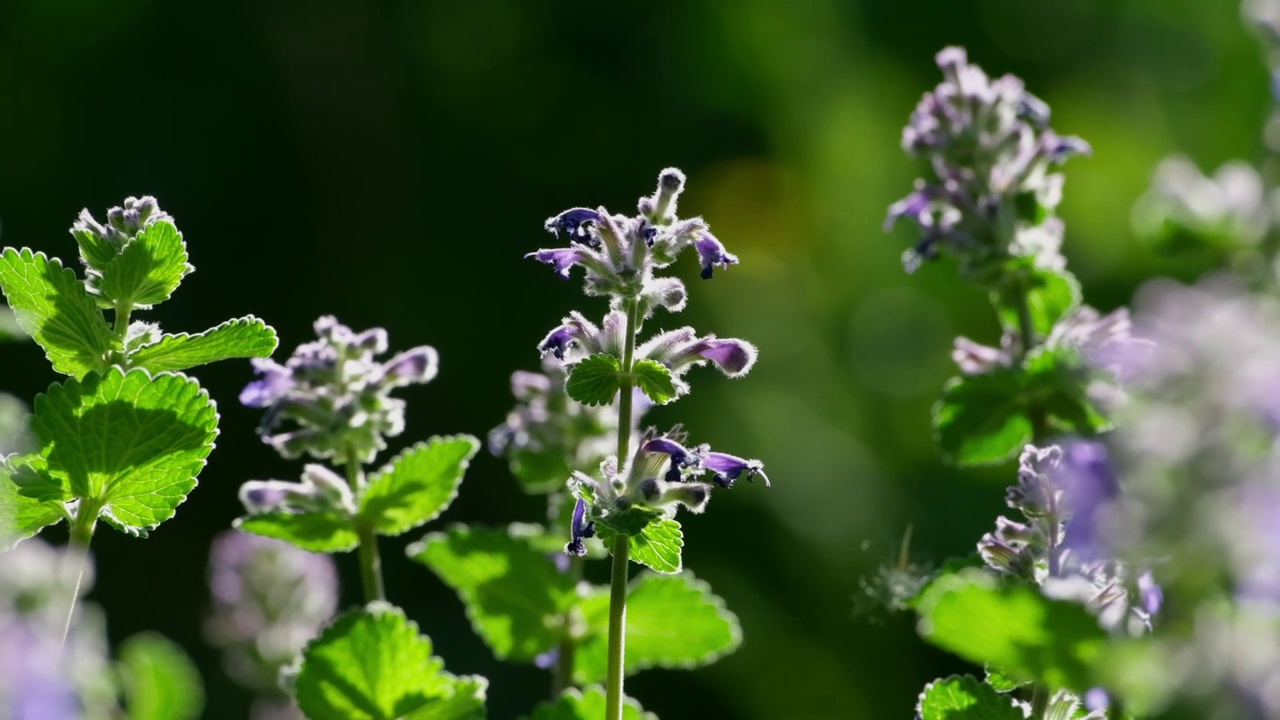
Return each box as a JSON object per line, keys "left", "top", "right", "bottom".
{"left": 605, "top": 296, "right": 640, "bottom": 720}
{"left": 346, "top": 445, "right": 385, "bottom": 603}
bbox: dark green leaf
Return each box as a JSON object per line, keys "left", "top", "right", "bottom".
{"left": 119, "top": 632, "right": 204, "bottom": 720}
{"left": 0, "top": 249, "right": 115, "bottom": 377}
{"left": 97, "top": 221, "right": 191, "bottom": 308}
{"left": 1024, "top": 349, "right": 1112, "bottom": 437}
{"left": 127, "top": 316, "right": 278, "bottom": 373}
{"left": 565, "top": 354, "right": 621, "bottom": 407}
{"left": 916, "top": 675, "right": 1023, "bottom": 720}
{"left": 407, "top": 524, "right": 575, "bottom": 661}
{"left": 992, "top": 265, "right": 1081, "bottom": 338}
{"left": 521, "top": 686, "right": 657, "bottom": 720}
{"left": 235, "top": 511, "right": 359, "bottom": 553}
{"left": 632, "top": 360, "right": 677, "bottom": 404}
{"left": 360, "top": 436, "right": 479, "bottom": 537}
{"left": 933, "top": 370, "right": 1031, "bottom": 466}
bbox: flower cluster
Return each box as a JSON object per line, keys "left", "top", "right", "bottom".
{"left": 69, "top": 195, "right": 185, "bottom": 306}
{"left": 1131, "top": 156, "right": 1273, "bottom": 255}
{"left": 886, "top": 47, "right": 1090, "bottom": 276}
{"left": 240, "top": 316, "right": 438, "bottom": 463}
{"left": 205, "top": 531, "right": 337, "bottom": 719}
{"left": 565, "top": 428, "right": 767, "bottom": 556}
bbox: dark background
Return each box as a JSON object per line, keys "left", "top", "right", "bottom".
{"left": 0, "top": 1, "right": 1259, "bottom": 717}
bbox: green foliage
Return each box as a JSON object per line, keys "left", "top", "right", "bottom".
{"left": 521, "top": 686, "right": 657, "bottom": 720}
{"left": 597, "top": 518, "right": 683, "bottom": 573}
{"left": 984, "top": 667, "right": 1029, "bottom": 693}
{"left": 1024, "top": 348, "right": 1111, "bottom": 437}
{"left": 96, "top": 222, "right": 192, "bottom": 309}
{"left": 631, "top": 359, "right": 677, "bottom": 404}
{"left": 294, "top": 603, "right": 486, "bottom": 720}
{"left": 991, "top": 264, "right": 1081, "bottom": 338}
{"left": 0, "top": 456, "right": 69, "bottom": 549}
{"left": 574, "top": 572, "right": 740, "bottom": 684}
{"left": 0, "top": 249, "right": 116, "bottom": 377}
{"left": 916, "top": 570, "right": 1107, "bottom": 692}
{"left": 565, "top": 354, "right": 621, "bottom": 406}
{"left": 916, "top": 675, "right": 1022, "bottom": 720}
{"left": 235, "top": 511, "right": 361, "bottom": 552}
{"left": 360, "top": 436, "right": 479, "bottom": 537}
{"left": 408, "top": 524, "right": 576, "bottom": 661}
{"left": 118, "top": 632, "right": 204, "bottom": 720}
{"left": 11, "top": 369, "right": 218, "bottom": 537}
{"left": 126, "top": 316, "right": 278, "bottom": 373}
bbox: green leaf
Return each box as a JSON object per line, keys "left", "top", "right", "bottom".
{"left": 0, "top": 248, "right": 115, "bottom": 377}
{"left": 574, "top": 572, "right": 740, "bottom": 684}
{"left": 992, "top": 265, "right": 1082, "bottom": 338}
{"left": 1024, "top": 349, "right": 1112, "bottom": 437}
{"left": 984, "top": 667, "right": 1029, "bottom": 693}
{"left": 596, "top": 518, "right": 683, "bottom": 574}
{"left": 565, "top": 354, "right": 621, "bottom": 407}
{"left": 916, "top": 569, "right": 1107, "bottom": 692}
{"left": 521, "top": 686, "right": 657, "bottom": 720}
{"left": 595, "top": 506, "right": 662, "bottom": 536}
{"left": 631, "top": 359, "right": 677, "bottom": 404}
{"left": 127, "top": 316, "right": 278, "bottom": 373}
{"left": 0, "top": 457, "right": 67, "bottom": 550}
{"left": 294, "top": 602, "right": 486, "bottom": 720}
{"left": 97, "top": 221, "right": 191, "bottom": 308}
{"left": 916, "top": 675, "right": 1023, "bottom": 720}
{"left": 933, "top": 370, "right": 1031, "bottom": 466}
{"left": 29, "top": 369, "right": 218, "bottom": 535}
{"left": 235, "top": 511, "right": 359, "bottom": 553}
{"left": 119, "top": 632, "right": 204, "bottom": 720}
{"left": 408, "top": 524, "right": 575, "bottom": 661}
{"left": 360, "top": 435, "right": 479, "bottom": 537}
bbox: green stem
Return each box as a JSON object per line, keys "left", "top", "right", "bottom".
{"left": 604, "top": 297, "right": 640, "bottom": 720}
{"left": 1029, "top": 685, "right": 1049, "bottom": 718}
{"left": 344, "top": 447, "right": 385, "bottom": 603}
{"left": 61, "top": 507, "right": 97, "bottom": 646}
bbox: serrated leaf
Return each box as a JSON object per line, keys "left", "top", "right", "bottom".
{"left": 574, "top": 572, "right": 740, "bottom": 684}
{"left": 992, "top": 265, "right": 1082, "bottom": 338}
{"left": 632, "top": 360, "right": 676, "bottom": 404}
{"left": 360, "top": 436, "right": 479, "bottom": 537}
{"left": 984, "top": 667, "right": 1028, "bottom": 693}
{"left": 407, "top": 524, "right": 575, "bottom": 661}
{"left": 521, "top": 686, "right": 657, "bottom": 720}
{"left": 916, "top": 675, "right": 1023, "bottom": 720}
{"left": 596, "top": 506, "right": 662, "bottom": 536}
{"left": 97, "top": 221, "right": 191, "bottom": 308}
{"left": 1024, "top": 349, "right": 1112, "bottom": 437}
{"left": 0, "top": 457, "right": 67, "bottom": 550}
{"left": 127, "top": 316, "right": 278, "bottom": 373}
{"left": 916, "top": 570, "right": 1107, "bottom": 692}
{"left": 596, "top": 519, "right": 682, "bottom": 574}
{"left": 933, "top": 370, "right": 1031, "bottom": 466}
{"left": 295, "top": 603, "right": 486, "bottom": 720}
{"left": 29, "top": 369, "right": 218, "bottom": 535}
{"left": 235, "top": 511, "right": 359, "bottom": 553}
{"left": 119, "top": 632, "right": 204, "bottom": 720}
{"left": 0, "top": 249, "right": 115, "bottom": 377}
{"left": 566, "top": 354, "right": 621, "bottom": 407}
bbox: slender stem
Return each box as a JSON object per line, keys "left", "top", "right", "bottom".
{"left": 604, "top": 297, "right": 640, "bottom": 720}
{"left": 113, "top": 302, "right": 133, "bottom": 337}
{"left": 61, "top": 507, "right": 96, "bottom": 646}
{"left": 344, "top": 447, "right": 385, "bottom": 603}
{"left": 1029, "top": 685, "right": 1049, "bottom": 718}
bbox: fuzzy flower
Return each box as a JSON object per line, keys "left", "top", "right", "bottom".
{"left": 240, "top": 316, "right": 439, "bottom": 463}
{"left": 886, "top": 47, "right": 1090, "bottom": 277}
{"left": 528, "top": 169, "right": 738, "bottom": 313}
{"left": 205, "top": 531, "right": 338, "bottom": 700}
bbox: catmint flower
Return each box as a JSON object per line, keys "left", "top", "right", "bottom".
{"left": 1131, "top": 156, "right": 1272, "bottom": 252}
{"left": 566, "top": 497, "right": 595, "bottom": 557}
{"left": 241, "top": 316, "right": 439, "bottom": 463}
{"left": 701, "top": 451, "right": 770, "bottom": 488}
{"left": 951, "top": 335, "right": 1012, "bottom": 375}
{"left": 528, "top": 169, "right": 738, "bottom": 311}
{"left": 887, "top": 47, "right": 1089, "bottom": 277}
{"left": 206, "top": 531, "right": 338, "bottom": 699}
{"left": 239, "top": 464, "right": 357, "bottom": 516}
{"left": 70, "top": 195, "right": 174, "bottom": 266}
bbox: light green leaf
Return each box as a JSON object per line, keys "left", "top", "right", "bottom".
{"left": 119, "top": 632, "right": 204, "bottom": 720}
{"left": 0, "top": 248, "right": 115, "bottom": 377}
{"left": 127, "top": 316, "right": 278, "bottom": 373}
{"left": 521, "top": 686, "right": 657, "bottom": 720}
{"left": 97, "top": 221, "right": 191, "bottom": 308}
{"left": 632, "top": 359, "right": 677, "bottom": 404}
{"left": 574, "top": 572, "right": 740, "bottom": 684}
{"left": 565, "top": 354, "right": 621, "bottom": 407}
{"left": 916, "top": 570, "right": 1107, "bottom": 692}
{"left": 295, "top": 602, "right": 485, "bottom": 720}
{"left": 407, "top": 524, "right": 575, "bottom": 661}
{"left": 992, "top": 266, "right": 1081, "bottom": 338}
{"left": 0, "top": 457, "right": 67, "bottom": 550}
{"left": 916, "top": 675, "right": 1023, "bottom": 720}
{"left": 29, "top": 369, "right": 218, "bottom": 536}
{"left": 235, "top": 511, "right": 359, "bottom": 553}
{"left": 360, "top": 435, "right": 479, "bottom": 537}
{"left": 596, "top": 519, "right": 682, "bottom": 574}
{"left": 984, "top": 667, "right": 1028, "bottom": 693}
{"left": 933, "top": 370, "right": 1031, "bottom": 467}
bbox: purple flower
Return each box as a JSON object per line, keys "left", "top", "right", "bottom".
{"left": 526, "top": 247, "right": 590, "bottom": 279}
{"left": 1137, "top": 570, "right": 1163, "bottom": 616}
{"left": 703, "top": 451, "right": 769, "bottom": 488}
{"left": 642, "top": 437, "right": 697, "bottom": 483}
{"left": 534, "top": 648, "right": 560, "bottom": 670}
{"left": 565, "top": 497, "right": 594, "bottom": 557}
{"left": 240, "top": 359, "right": 295, "bottom": 408}
{"left": 693, "top": 233, "right": 739, "bottom": 279}
{"left": 544, "top": 207, "right": 604, "bottom": 243}
{"left": 537, "top": 324, "right": 579, "bottom": 360}
{"left": 382, "top": 346, "right": 439, "bottom": 387}
{"left": 694, "top": 338, "right": 757, "bottom": 377}
{"left": 1053, "top": 439, "right": 1119, "bottom": 560}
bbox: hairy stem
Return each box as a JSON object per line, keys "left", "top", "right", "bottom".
{"left": 605, "top": 297, "right": 640, "bottom": 720}
{"left": 1012, "top": 276, "right": 1049, "bottom": 439}
{"left": 61, "top": 506, "right": 97, "bottom": 646}
{"left": 345, "top": 447, "right": 385, "bottom": 603}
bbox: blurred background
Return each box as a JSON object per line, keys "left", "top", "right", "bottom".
{"left": 0, "top": 0, "right": 1264, "bottom": 717}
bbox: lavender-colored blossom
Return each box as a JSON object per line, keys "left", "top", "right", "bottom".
{"left": 693, "top": 233, "right": 739, "bottom": 279}
{"left": 566, "top": 497, "right": 594, "bottom": 557}
{"left": 702, "top": 451, "right": 769, "bottom": 488}
{"left": 1131, "top": 156, "right": 1271, "bottom": 253}
{"left": 382, "top": 346, "right": 439, "bottom": 387}
{"left": 537, "top": 324, "right": 580, "bottom": 360}
{"left": 951, "top": 335, "right": 1012, "bottom": 375}
{"left": 240, "top": 359, "right": 295, "bottom": 408}
{"left": 544, "top": 207, "right": 605, "bottom": 242}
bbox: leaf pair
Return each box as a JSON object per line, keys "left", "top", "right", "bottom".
{"left": 237, "top": 436, "right": 480, "bottom": 551}
{"left": 409, "top": 525, "right": 739, "bottom": 682}
{"left": 566, "top": 355, "right": 676, "bottom": 406}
